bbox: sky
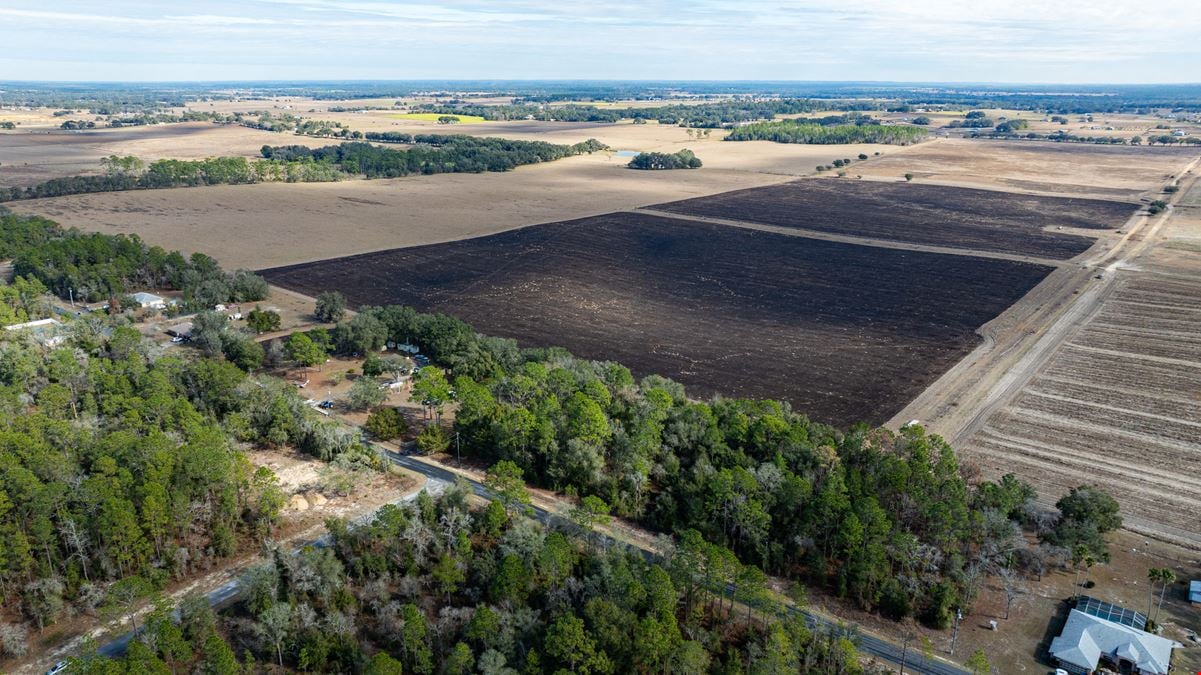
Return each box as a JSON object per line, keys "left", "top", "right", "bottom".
{"left": 1, "top": 0, "right": 1198, "bottom": 83}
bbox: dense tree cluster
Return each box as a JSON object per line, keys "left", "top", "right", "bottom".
{"left": 726, "top": 121, "right": 927, "bottom": 145}
{"left": 0, "top": 332, "right": 295, "bottom": 635}
{"left": 418, "top": 98, "right": 840, "bottom": 127}
{"left": 57, "top": 120, "right": 98, "bottom": 130}
{"left": 1, "top": 136, "right": 607, "bottom": 203}
{"left": 2, "top": 213, "right": 268, "bottom": 305}
{"left": 0, "top": 155, "right": 342, "bottom": 203}
{"left": 0, "top": 276, "right": 50, "bottom": 327}
{"left": 91, "top": 484, "right": 868, "bottom": 674}
{"left": 308, "top": 305, "right": 1111, "bottom": 628}
{"left": 993, "top": 119, "right": 1029, "bottom": 133}
{"left": 262, "top": 136, "right": 608, "bottom": 177}
{"left": 0, "top": 312, "right": 393, "bottom": 657}
{"left": 627, "top": 149, "right": 702, "bottom": 170}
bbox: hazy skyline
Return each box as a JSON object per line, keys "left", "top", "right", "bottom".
{"left": 2, "top": 0, "right": 1199, "bottom": 83}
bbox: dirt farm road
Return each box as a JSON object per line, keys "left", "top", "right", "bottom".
{"left": 633, "top": 207, "right": 1072, "bottom": 267}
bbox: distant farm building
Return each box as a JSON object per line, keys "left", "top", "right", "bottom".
{"left": 4, "top": 318, "right": 67, "bottom": 347}
{"left": 166, "top": 322, "right": 194, "bottom": 339}
{"left": 1049, "top": 599, "right": 1181, "bottom": 674}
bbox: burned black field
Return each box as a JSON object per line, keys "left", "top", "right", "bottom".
{"left": 262, "top": 212, "right": 1053, "bottom": 427}
{"left": 651, "top": 180, "right": 1133, "bottom": 260}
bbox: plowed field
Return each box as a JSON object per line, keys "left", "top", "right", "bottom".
{"left": 262, "top": 212, "right": 1051, "bottom": 427}
{"left": 652, "top": 179, "right": 1133, "bottom": 259}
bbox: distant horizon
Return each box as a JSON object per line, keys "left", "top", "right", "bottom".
{"left": 3, "top": 79, "right": 1201, "bottom": 87}
{"left": 2, "top": 1, "right": 1198, "bottom": 84}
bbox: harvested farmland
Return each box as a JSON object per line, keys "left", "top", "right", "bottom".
{"left": 262, "top": 212, "right": 1052, "bottom": 427}
{"left": 651, "top": 179, "right": 1134, "bottom": 259}
{"left": 964, "top": 274, "right": 1201, "bottom": 546}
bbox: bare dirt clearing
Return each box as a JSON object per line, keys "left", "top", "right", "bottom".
{"left": 9, "top": 154, "right": 786, "bottom": 268}
{"left": 652, "top": 179, "right": 1133, "bottom": 259}
{"left": 261, "top": 212, "right": 1051, "bottom": 427}
{"left": 854, "top": 139, "right": 1194, "bottom": 199}
{"left": 0, "top": 122, "right": 333, "bottom": 187}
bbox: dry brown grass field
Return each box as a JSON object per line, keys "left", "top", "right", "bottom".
{"left": 855, "top": 138, "right": 1194, "bottom": 199}
{"left": 0, "top": 122, "right": 332, "bottom": 187}
{"left": 9, "top": 153, "right": 789, "bottom": 268}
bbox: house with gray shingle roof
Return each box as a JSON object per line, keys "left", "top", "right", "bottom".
{"left": 1049, "top": 608, "right": 1180, "bottom": 674}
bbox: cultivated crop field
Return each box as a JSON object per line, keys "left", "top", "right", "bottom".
{"left": 651, "top": 179, "right": 1133, "bottom": 259}
{"left": 965, "top": 274, "right": 1201, "bottom": 544}
{"left": 853, "top": 139, "right": 1196, "bottom": 199}
{"left": 262, "top": 212, "right": 1052, "bottom": 427}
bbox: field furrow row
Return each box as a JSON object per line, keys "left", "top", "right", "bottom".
{"left": 1031, "top": 375, "right": 1201, "bottom": 421}
{"left": 972, "top": 431, "right": 1201, "bottom": 504}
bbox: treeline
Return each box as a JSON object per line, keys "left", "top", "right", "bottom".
{"left": 87, "top": 486, "right": 867, "bottom": 674}
{"left": 419, "top": 98, "right": 844, "bottom": 127}
{"left": 296, "top": 304, "right": 1121, "bottom": 629}
{"left": 971, "top": 129, "right": 1201, "bottom": 145}
{"left": 262, "top": 137, "right": 607, "bottom": 177}
{"left": 1, "top": 136, "right": 606, "bottom": 203}
{"left": 2, "top": 213, "right": 268, "bottom": 306}
{"left": 727, "top": 121, "right": 927, "bottom": 145}
{"left": 628, "top": 149, "right": 702, "bottom": 170}
{"left": 419, "top": 102, "right": 624, "bottom": 122}
{"left": 0, "top": 155, "right": 342, "bottom": 203}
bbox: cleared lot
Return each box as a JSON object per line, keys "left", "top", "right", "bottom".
{"left": 261, "top": 212, "right": 1051, "bottom": 427}
{"left": 652, "top": 179, "right": 1133, "bottom": 259}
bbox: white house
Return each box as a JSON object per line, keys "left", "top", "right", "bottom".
{"left": 130, "top": 292, "right": 166, "bottom": 310}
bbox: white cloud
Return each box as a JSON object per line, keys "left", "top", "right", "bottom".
{"left": 0, "top": 0, "right": 1197, "bottom": 81}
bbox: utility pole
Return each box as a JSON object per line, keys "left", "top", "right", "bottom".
{"left": 455, "top": 431, "right": 461, "bottom": 468}
{"left": 899, "top": 632, "right": 911, "bottom": 674}
{"left": 950, "top": 608, "right": 962, "bottom": 656}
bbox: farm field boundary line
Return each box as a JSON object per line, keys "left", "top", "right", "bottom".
{"left": 846, "top": 172, "right": 1142, "bottom": 202}
{"left": 648, "top": 177, "right": 1131, "bottom": 260}
{"left": 631, "top": 207, "right": 1070, "bottom": 267}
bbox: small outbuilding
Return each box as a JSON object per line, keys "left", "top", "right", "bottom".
{"left": 4, "top": 318, "right": 67, "bottom": 347}
{"left": 166, "top": 322, "right": 193, "bottom": 339}
{"left": 1189, "top": 580, "right": 1201, "bottom": 605}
